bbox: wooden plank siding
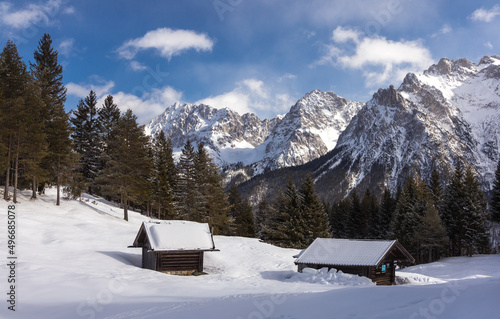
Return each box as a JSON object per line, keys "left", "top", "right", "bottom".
{"left": 156, "top": 251, "right": 204, "bottom": 273}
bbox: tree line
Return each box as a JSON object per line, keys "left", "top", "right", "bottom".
{"left": 0, "top": 35, "right": 72, "bottom": 205}
{"left": 327, "top": 164, "right": 498, "bottom": 262}
{"left": 254, "top": 162, "right": 500, "bottom": 263}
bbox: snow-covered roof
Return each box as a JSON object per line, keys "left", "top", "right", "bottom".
{"left": 294, "top": 238, "right": 413, "bottom": 267}
{"left": 132, "top": 221, "right": 216, "bottom": 251}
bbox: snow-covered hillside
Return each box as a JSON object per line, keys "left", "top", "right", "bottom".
{"left": 1, "top": 189, "right": 499, "bottom": 319}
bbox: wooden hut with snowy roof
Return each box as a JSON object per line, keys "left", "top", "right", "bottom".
{"left": 130, "top": 221, "right": 218, "bottom": 275}
{"left": 294, "top": 238, "right": 415, "bottom": 285}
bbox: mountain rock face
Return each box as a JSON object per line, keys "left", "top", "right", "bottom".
{"left": 145, "top": 90, "right": 363, "bottom": 180}
{"left": 240, "top": 56, "right": 500, "bottom": 202}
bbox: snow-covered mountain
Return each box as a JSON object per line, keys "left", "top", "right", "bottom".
{"left": 315, "top": 56, "right": 500, "bottom": 195}
{"left": 145, "top": 90, "right": 363, "bottom": 178}
{"left": 240, "top": 56, "right": 500, "bottom": 201}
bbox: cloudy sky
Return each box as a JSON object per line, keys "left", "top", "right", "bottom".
{"left": 1, "top": 0, "right": 499, "bottom": 123}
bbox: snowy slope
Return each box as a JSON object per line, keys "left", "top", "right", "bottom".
{"left": 1, "top": 189, "right": 500, "bottom": 318}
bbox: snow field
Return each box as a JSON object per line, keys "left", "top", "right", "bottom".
{"left": 0, "top": 188, "right": 499, "bottom": 319}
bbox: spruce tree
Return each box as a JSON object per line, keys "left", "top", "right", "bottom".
{"left": 329, "top": 199, "right": 350, "bottom": 238}
{"left": 152, "top": 131, "right": 176, "bottom": 219}
{"left": 462, "top": 166, "right": 489, "bottom": 255}
{"left": 192, "top": 143, "right": 211, "bottom": 222}
{"left": 261, "top": 189, "right": 292, "bottom": 246}
{"left": 491, "top": 159, "right": 500, "bottom": 223}
{"left": 97, "top": 95, "right": 120, "bottom": 173}
{"left": 255, "top": 197, "right": 271, "bottom": 239}
{"left": 228, "top": 182, "right": 255, "bottom": 237}
{"left": 378, "top": 188, "right": 396, "bottom": 239}
{"left": 31, "top": 34, "right": 71, "bottom": 205}
{"left": 21, "top": 80, "right": 47, "bottom": 200}
{"left": 428, "top": 168, "right": 443, "bottom": 205}
{"left": 299, "top": 174, "right": 331, "bottom": 244}
{"left": 281, "top": 177, "right": 306, "bottom": 248}
{"left": 176, "top": 140, "right": 197, "bottom": 219}
{"left": 440, "top": 162, "right": 466, "bottom": 256}
{"left": 347, "top": 191, "right": 362, "bottom": 238}
{"left": 0, "top": 40, "right": 29, "bottom": 201}
{"left": 361, "top": 189, "right": 379, "bottom": 238}
{"left": 96, "top": 109, "right": 151, "bottom": 221}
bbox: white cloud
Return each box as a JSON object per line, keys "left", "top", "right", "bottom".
{"left": 485, "top": 42, "right": 493, "bottom": 50}
{"left": 332, "top": 26, "right": 362, "bottom": 43}
{"left": 117, "top": 28, "right": 214, "bottom": 60}
{"left": 0, "top": 0, "right": 69, "bottom": 29}
{"left": 431, "top": 24, "right": 452, "bottom": 38}
{"left": 66, "top": 81, "right": 115, "bottom": 99}
{"left": 111, "top": 86, "right": 183, "bottom": 124}
{"left": 314, "top": 26, "right": 433, "bottom": 87}
{"left": 197, "top": 91, "right": 251, "bottom": 115}
{"left": 470, "top": 5, "right": 500, "bottom": 22}
{"left": 242, "top": 78, "right": 268, "bottom": 99}
{"left": 195, "top": 78, "right": 294, "bottom": 117}
{"left": 129, "top": 61, "right": 147, "bottom": 71}
{"left": 278, "top": 73, "right": 297, "bottom": 82}
{"left": 58, "top": 38, "right": 74, "bottom": 56}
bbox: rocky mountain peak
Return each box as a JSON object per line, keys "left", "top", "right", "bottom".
{"left": 372, "top": 85, "right": 406, "bottom": 108}
{"left": 424, "top": 57, "right": 477, "bottom": 78}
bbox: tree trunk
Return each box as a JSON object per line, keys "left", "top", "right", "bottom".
{"left": 56, "top": 155, "right": 61, "bottom": 206}
{"left": 124, "top": 197, "right": 129, "bottom": 221}
{"left": 13, "top": 134, "right": 20, "bottom": 203}
{"left": 3, "top": 133, "right": 12, "bottom": 200}
{"left": 31, "top": 176, "right": 37, "bottom": 199}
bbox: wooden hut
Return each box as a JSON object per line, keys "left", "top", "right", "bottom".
{"left": 294, "top": 238, "right": 415, "bottom": 285}
{"left": 130, "top": 221, "right": 218, "bottom": 275}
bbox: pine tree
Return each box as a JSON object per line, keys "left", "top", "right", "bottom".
{"left": 281, "top": 177, "right": 306, "bottom": 248}
{"left": 0, "top": 40, "right": 29, "bottom": 201}
{"left": 260, "top": 190, "right": 291, "bottom": 246}
{"left": 329, "top": 199, "right": 350, "bottom": 238}
{"left": 152, "top": 131, "right": 176, "bottom": 219}
{"left": 462, "top": 166, "right": 489, "bottom": 255}
{"left": 440, "top": 162, "right": 466, "bottom": 256}
{"left": 70, "top": 91, "right": 101, "bottom": 194}
{"left": 391, "top": 173, "right": 437, "bottom": 259}
{"left": 97, "top": 95, "right": 120, "bottom": 173}
{"left": 414, "top": 204, "right": 448, "bottom": 263}
{"left": 378, "top": 188, "right": 396, "bottom": 239}
{"left": 361, "top": 189, "right": 379, "bottom": 238}
{"left": 428, "top": 168, "right": 443, "bottom": 205}
{"left": 176, "top": 140, "right": 197, "bottom": 219}
{"left": 31, "top": 34, "right": 72, "bottom": 205}
{"left": 255, "top": 197, "right": 271, "bottom": 239}
{"left": 228, "top": 182, "right": 255, "bottom": 237}
{"left": 192, "top": 143, "right": 211, "bottom": 222}
{"left": 491, "top": 159, "right": 500, "bottom": 223}
{"left": 299, "top": 174, "right": 331, "bottom": 244}
{"left": 194, "top": 143, "right": 230, "bottom": 234}
{"left": 96, "top": 109, "right": 151, "bottom": 221}
{"left": 347, "top": 190, "right": 362, "bottom": 238}
{"left": 20, "top": 80, "right": 47, "bottom": 200}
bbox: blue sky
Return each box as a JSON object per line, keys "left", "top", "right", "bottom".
{"left": 1, "top": 0, "right": 499, "bottom": 123}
